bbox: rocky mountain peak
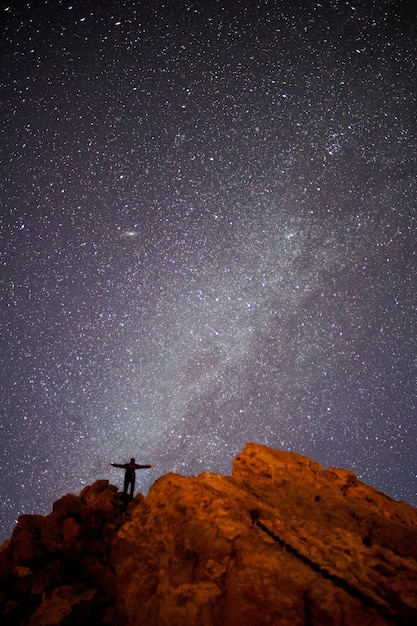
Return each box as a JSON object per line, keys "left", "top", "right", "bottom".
{"left": 1, "top": 443, "right": 416, "bottom": 625}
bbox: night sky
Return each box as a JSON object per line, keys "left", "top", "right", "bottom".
{"left": 1, "top": 1, "right": 416, "bottom": 543}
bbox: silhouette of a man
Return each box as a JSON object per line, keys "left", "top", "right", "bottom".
{"left": 111, "top": 458, "right": 152, "bottom": 499}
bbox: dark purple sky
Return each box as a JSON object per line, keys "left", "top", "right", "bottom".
{"left": 1, "top": 0, "right": 416, "bottom": 542}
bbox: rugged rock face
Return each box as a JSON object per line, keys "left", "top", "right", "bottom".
{"left": 1, "top": 443, "right": 417, "bottom": 625}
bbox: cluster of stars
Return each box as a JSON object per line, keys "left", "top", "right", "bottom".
{"left": 1, "top": 1, "right": 415, "bottom": 542}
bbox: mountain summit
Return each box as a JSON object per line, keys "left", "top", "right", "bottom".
{"left": 1, "top": 443, "right": 416, "bottom": 625}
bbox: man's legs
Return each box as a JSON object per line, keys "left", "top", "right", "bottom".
{"left": 123, "top": 474, "right": 130, "bottom": 497}
{"left": 129, "top": 477, "right": 135, "bottom": 499}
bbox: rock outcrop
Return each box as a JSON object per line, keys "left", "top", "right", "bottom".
{"left": 1, "top": 443, "right": 417, "bottom": 625}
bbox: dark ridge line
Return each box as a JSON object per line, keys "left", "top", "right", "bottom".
{"left": 250, "top": 512, "right": 406, "bottom": 625}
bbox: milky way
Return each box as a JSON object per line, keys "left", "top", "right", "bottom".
{"left": 1, "top": 1, "right": 416, "bottom": 542}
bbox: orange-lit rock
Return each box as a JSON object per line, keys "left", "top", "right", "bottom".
{"left": 1, "top": 444, "right": 417, "bottom": 625}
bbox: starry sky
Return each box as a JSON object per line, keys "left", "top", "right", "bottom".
{"left": 1, "top": 0, "right": 416, "bottom": 542}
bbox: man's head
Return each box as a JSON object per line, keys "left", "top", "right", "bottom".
{"left": 130, "top": 458, "right": 135, "bottom": 463}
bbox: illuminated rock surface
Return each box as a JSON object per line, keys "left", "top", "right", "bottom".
{"left": 1, "top": 444, "right": 416, "bottom": 625}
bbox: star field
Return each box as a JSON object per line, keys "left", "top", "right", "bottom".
{"left": 1, "top": 1, "right": 416, "bottom": 542}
